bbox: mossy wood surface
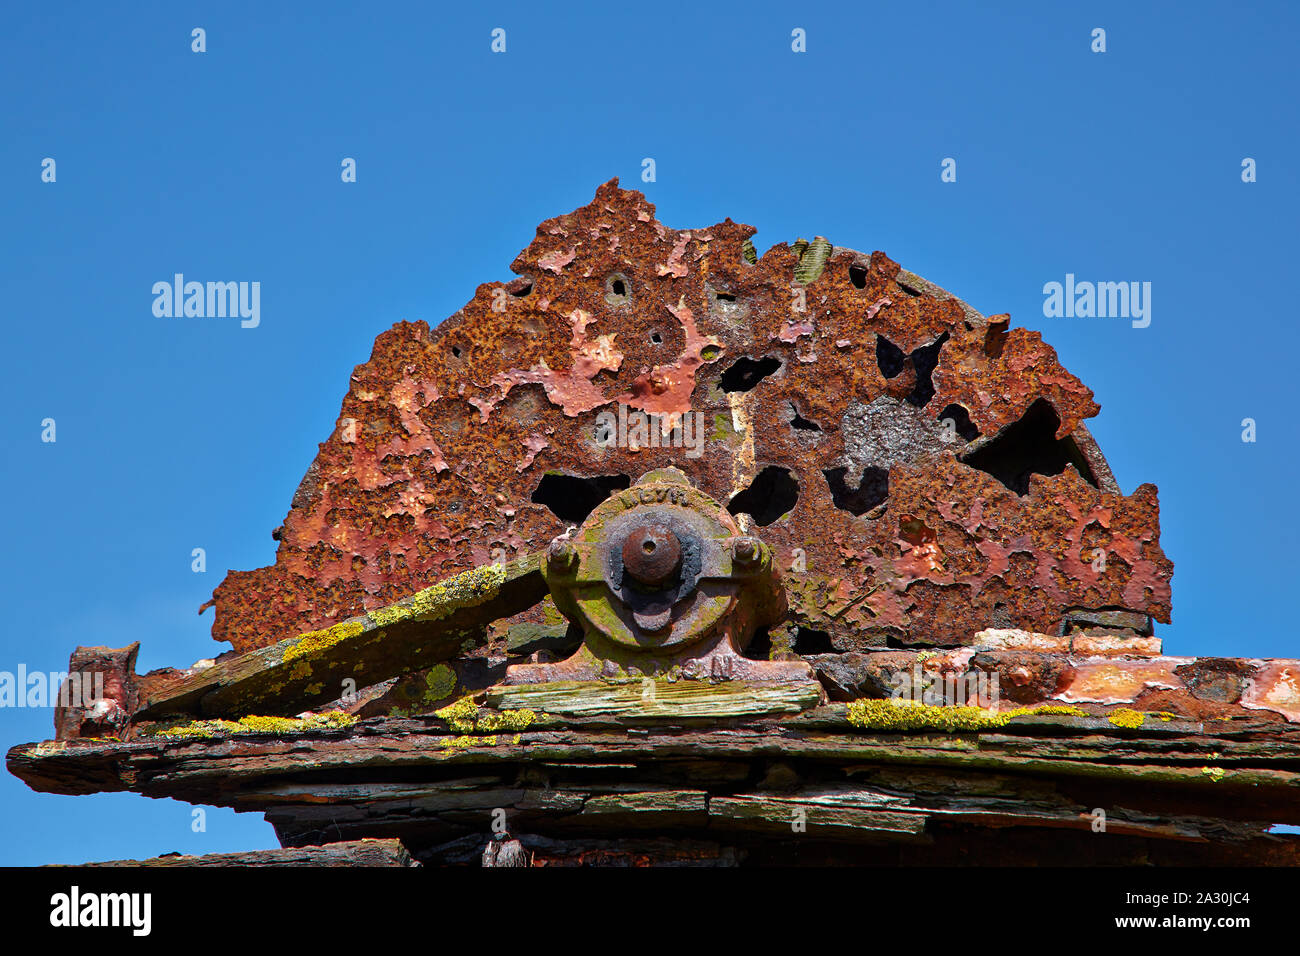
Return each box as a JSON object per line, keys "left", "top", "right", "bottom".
{"left": 138, "top": 555, "right": 546, "bottom": 720}
{"left": 485, "top": 679, "right": 823, "bottom": 719}
{"left": 12, "top": 706, "right": 1300, "bottom": 809}
{"left": 11, "top": 706, "right": 1300, "bottom": 865}
{"left": 61, "top": 838, "right": 416, "bottom": 868}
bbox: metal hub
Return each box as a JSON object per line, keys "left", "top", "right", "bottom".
{"left": 507, "top": 467, "right": 814, "bottom": 685}
{"left": 621, "top": 523, "right": 681, "bottom": 589}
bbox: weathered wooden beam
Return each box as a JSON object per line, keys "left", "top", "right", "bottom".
{"left": 137, "top": 554, "right": 546, "bottom": 720}
{"left": 59, "top": 838, "right": 416, "bottom": 867}
{"left": 262, "top": 782, "right": 1281, "bottom": 856}
{"left": 11, "top": 710, "right": 1300, "bottom": 826}
{"left": 484, "top": 679, "right": 823, "bottom": 720}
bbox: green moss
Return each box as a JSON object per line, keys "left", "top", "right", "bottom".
{"left": 540, "top": 598, "right": 566, "bottom": 626}
{"left": 793, "top": 236, "right": 832, "bottom": 284}
{"left": 711, "top": 413, "right": 732, "bottom": 442}
{"left": 282, "top": 620, "right": 365, "bottom": 664}
{"left": 148, "top": 711, "right": 357, "bottom": 739}
{"left": 369, "top": 563, "right": 507, "bottom": 628}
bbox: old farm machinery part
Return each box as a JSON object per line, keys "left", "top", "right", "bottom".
{"left": 521, "top": 468, "right": 811, "bottom": 685}
{"left": 91, "top": 468, "right": 817, "bottom": 730}
{"left": 14, "top": 181, "right": 1300, "bottom": 868}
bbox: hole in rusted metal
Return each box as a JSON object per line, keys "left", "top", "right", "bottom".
{"left": 849, "top": 263, "right": 868, "bottom": 289}
{"left": 793, "top": 627, "right": 833, "bottom": 654}
{"left": 530, "top": 473, "right": 631, "bottom": 524}
{"left": 937, "top": 403, "right": 980, "bottom": 442}
{"left": 450, "top": 345, "right": 462, "bottom": 358}
{"left": 605, "top": 273, "right": 631, "bottom": 305}
{"left": 906, "top": 332, "right": 949, "bottom": 407}
{"left": 984, "top": 319, "right": 1009, "bottom": 358}
{"left": 727, "top": 465, "right": 798, "bottom": 526}
{"left": 714, "top": 291, "right": 736, "bottom": 303}
{"left": 959, "top": 399, "right": 1097, "bottom": 495}
{"left": 875, "top": 335, "right": 906, "bottom": 379}
{"left": 719, "top": 356, "right": 781, "bottom": 393}
{"left": 823, "top": 466, "right": 889, "bottom": 516}
{"left": 507, "top": 278, "right": 533, "bottom": 297}
{"left": 898, "top": 280, "right": 923, "bottom": 297}
{"left": 743, "top": 626, "right": 772, "bottom": 659}
{"left": 789, "top": 402, "right": 821, "bottom": 432}
{"left": 650, "top": 331, "right": 663, "bottom": 345}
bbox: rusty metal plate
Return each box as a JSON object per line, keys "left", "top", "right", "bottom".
{"left": 202, "top": 179, "right": 1172, "bottom": 653}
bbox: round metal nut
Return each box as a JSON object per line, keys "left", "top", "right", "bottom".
{"left": 731, "top": 536, "right": 762, "bottom": 567}
{"left": 547, "top": 537, "right": 578, "bottom": 572}
{"left": 621, "top": 523, "right": 681, "bottom": 588}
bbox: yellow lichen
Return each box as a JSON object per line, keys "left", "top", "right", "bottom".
{"left": 423, "top": 664, "right": 458, "bottom": 702}
{"left": 434, "top": 696, "right": 536, "bottom": 735}
{"left": 1020, "top": 705, "right": 1087, "bottom": 717}
{"left": 846, "top": 698, "right": 1015, "bottom": 732}
{"left": 1108, "top": 707, "right": 1146, "bottom": 729}
{"left": 845, "top": 700, "right": 1090, "bottom": 733}
{"left": 435, "top": 696, "right": 481, "bottom": 733}
{"left": 288, "top": 661, "right": 313, "bottom": 681}
{"left": 1201, "top": 766, "right": 1226, "bottom": 783}
{"left": 149, "top": 710, "right": 357, "bottom": 739}
{"left": 369, "top": 563, "right": 507, "bottom": 628}
{"left": 476, "top": 708, "right": 537, "bottom": 733}
{"left": 282, "top": 620, "right": 366, "bottom": 664}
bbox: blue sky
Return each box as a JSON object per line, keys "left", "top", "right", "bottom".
{"left": 2, "top": 1, "right": 1296, "bottom": 864}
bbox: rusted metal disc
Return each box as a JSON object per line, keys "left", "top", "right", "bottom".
{"left": 621, "top": 523, "right": 681, "bottom": 588}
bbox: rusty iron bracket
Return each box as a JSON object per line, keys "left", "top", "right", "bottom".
{"left": 511, "top": 467, "right": 813, "bottom": 685}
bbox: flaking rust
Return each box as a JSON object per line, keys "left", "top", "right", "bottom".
{"left": 203, "top": 179, "right": 1171, "bottom": 653}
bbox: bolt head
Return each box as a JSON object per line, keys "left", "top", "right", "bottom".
{"left": 732, "top": 536, "right": 762, "bottom": 567}
{"left": 547, "top": 537, "right": 578, "bottom": 571}
{"left": 621, "top": 523, "right": 681, "bottom": 588}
